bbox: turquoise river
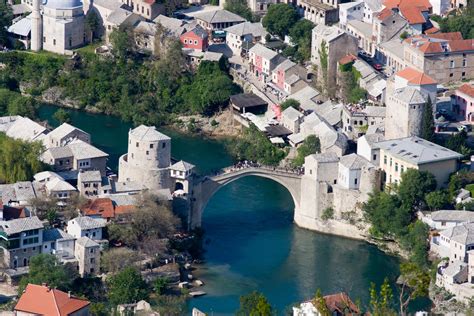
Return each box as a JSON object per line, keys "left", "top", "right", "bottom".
{"left": 37, "top": 104, "right": 429, "bottom": 315}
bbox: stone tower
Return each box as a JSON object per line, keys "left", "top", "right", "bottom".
{"left": 384, "top": 79, "right": 426, "bottom": 140}
{"left": 31, "top": 0, "right": 42, "bottom": 52}
{"left": 118, "top": 125, "right": 171, "bottom": 192}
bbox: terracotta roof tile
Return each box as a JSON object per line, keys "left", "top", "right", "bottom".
{"left": 396, "top": 67, "right": 437, "bottom": 85}
{"left": 323, "top": 292, "right": 360, "bottom": 314}
{"left": 428, "top": 32, "right": 463, "bottom": 40}
{"left": 15, "top": 284, "right": 90, "bottom": 316}
{"left": 339, "top": 54, "right": 358, "bottom": 65}
{"left": 400, "top": 6, "right": 426, "bottom": 24}
{"left": 424, "top": 26, "right": 439, "bottom": 34}
{"left": 81, "top": 198, "right": 136, "bottom": 219}
{"left": 376, "top": 7, "right": 393, "bottom": 20}
{"left": 449, "top": 39, "right": 474, "bottom": 52}
{"left": 458, "top": 84, "right": 474, "bottom": 98}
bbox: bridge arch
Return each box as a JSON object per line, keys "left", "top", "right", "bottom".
{"left": 189, "top": 167, "right": 302, "bottom": 228}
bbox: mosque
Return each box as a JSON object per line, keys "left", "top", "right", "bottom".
{"left": 10, "top": 0, "right": 86, "bottom": 54}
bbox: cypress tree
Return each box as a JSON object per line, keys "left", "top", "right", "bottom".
{"left": 421, "top": 97, "right": 435, "bottom": 142}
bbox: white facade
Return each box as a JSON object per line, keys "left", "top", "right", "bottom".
{"left": 430, "top": 0, "right": 450, "bottom": 15}
{"left": 67, "top": 217, "right": 104, "bottom": 240}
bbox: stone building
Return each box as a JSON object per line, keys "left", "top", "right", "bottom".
{"left": 119, "top": 0, "right": 165, "bottom": 20}
{"left": 296, "top": 0, "right": 339, "bottom": 25}
{"left": 341, "top": 105, "right": 386, "bottom": 140}
{"left": 43, "top": 122, "right": 90, "bottom": 149}
{"left": 311, "top": 24, "right": 358, "bottom": 97}
{"left": 75, "top": 236, "right": 100, "bottom": 276}
{"left": 31, "top": 0, "right": 86, "bottom": 54}
{"left": 118, "top": 125, "right": 171, "bottom": 192}
{"left": 377, "top": 136, "right": 462, "bottom": 188}
{"left": 403, "top": 33, "right": 474, "bottom": 83}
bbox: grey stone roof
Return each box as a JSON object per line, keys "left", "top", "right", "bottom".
{"left": 93, "top": 0, "right": 123, "bottom": 10}
{"left": 392, "top": 87, "right": 426, "bottom": 104}
{"left": 379, "top": 39, "right": 404, "bottom": 60}
{"left": 203, "top": 51, "right": 223, "bottom": 62}
{"left": 431, "top": 211, "right": 474, "bottom": 223}
{"left": 311, "top": 152, "right": 340, "bottom": 163}
{"left": 364, "top": 0, "right": 383, "bottom": 12}
{"left": 134, "top": 21, "right": 156, "bottom": 36}
{"left": 69, "top": 216, "right": 106, "bottom": 230}
{"left": 8, "top": 15, "right": 31, "bottom": 37}
{"left": 43, "top": 228, "right": 75, "bottom": 242}
{"left": 339, "top": 153, "right": 373, "bottom": 169}
{"left": 68, "top": 139, "right": 108, "bottom": 160}
{"left": 14, "top": 182, "right": 36, "bottom": 202}
{"left": 314, "top": 100, "right": 343, "bottom": 126}
{"left": 249, "top": 43, "right": 278, "bottom": 61}
{"left": 363, "top": 106, "right": 386, "bottom": 117}
{"left": 46, "top": 146, "right": 74, "bottom": 159}
{"left": 443, "top": 261, "right": 467, "bottom": 278}
{"left": 194, "top": 9, "right": 246, "bottom": 24}
{"left": 312, "top": 24, "right": 345, "bottom": 43}
{"left": 78, "top": 170, "right": 102, "bottom": 183}
{"left": 0, "top": 116, "right": 21, "bottom": 133}
{"left": 362, "top": 133, "right": 385, "bottom": 146}
{"left": 224, "top": 22, "right": 266, "bottom": 38}
{"left": 45, "top": 178, "right": 76, "bottom": 192}
{"left": 113, "top": 180, "right": 145, "bottom": 193}
{"left": 107, "top": 7, "right": 138, "bottom": 25}
{"left": 76, "top": 236, "right": 99, "bottom": 248}
{"left": 33, "top": 171, "right": 64, "bottom": 183}
{"left": 6, "top": 117, "right": 47, "bottom": 141}
{"left": 171, "top": 160, "right": 195, "bottom": 172}
{"left": 376, "top": 136, "right": 463, "bottom": 165}
{"left": 274, "top": 59, "right": 296, "bottom": 73}
{"left": 130, "top": 125, "right": 171, "bottom": 142}
{"left": 189, "top": 25, "right": 208, "bottom": 39}
{"left": 0, "top": 216, "right": 43, "bottom": 235}
{"left": 285, "top": 74, "right": 301, "bottom": 86}
{"left": 47, "top": 123, "right": 88, "bottom": 142}
{"left": 154, "top": 15, "right": 187, "bottom": 37}
{"left": 441, "top": 223, "right": 474, "bottom": 245}
{"left": 282, "top": 106, "right": 303, "bottom": 121}
{"left": 347, "top": 20, "right": 372, "bottom": 38}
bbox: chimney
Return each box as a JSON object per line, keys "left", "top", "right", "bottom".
{"left": 68, "top": 291, "right": 71, "bottom": 298}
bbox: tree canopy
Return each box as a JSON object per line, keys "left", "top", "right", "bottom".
{"left": 288, "top": 19, "right": 314, "bottom": 62}
{"left": 236, "top": 291, "right": 273, "bottom": 316}
{"left": 18, "top": 254, "right": 77, "bottom": 294}
{"left": 0, "top": 3, "right": 13, "bottom": 47}
{"left": 280, "top": 98, "right": 300, "bottom": 111}
{"left": 292, "top": 135, "right": 321, "bottom": 167}
{"left": 421, "top": 97, "right": 435, "bottom": 142}
{"left": 0, "top": 133, "right": 46, "bottom": 184}
{"left": 224, "top": 0, "right": 254, "bottom": 21}
{"left": 53, "top": 108, "right": 72, "bottom": 124}
{"left": 106, "top": 266, "right": 149, "bottom": 306}
{"left": 437, "top": 6, "right": 474, "bottom": 39}
{"left": 262, "top": 4, "right": 298, "bottom": 38}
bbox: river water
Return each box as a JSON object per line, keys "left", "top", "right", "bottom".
{"left": 37, "top": 105, "right": 426, "bottom": 315}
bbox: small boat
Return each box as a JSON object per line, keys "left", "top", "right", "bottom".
{"left": 189, "top": 291, "right": 207, "bottom": 297}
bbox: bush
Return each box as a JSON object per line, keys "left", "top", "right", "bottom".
{"left": 321, "top": 207, "right": 334, "bottom": 221}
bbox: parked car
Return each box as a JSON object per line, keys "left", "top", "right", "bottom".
{"left": 373, "top": 63, "right": 383, "bottom": 71}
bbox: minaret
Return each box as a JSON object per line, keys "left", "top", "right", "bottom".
{"left": 30, "top": 0, "right": 42, "bottom": 52}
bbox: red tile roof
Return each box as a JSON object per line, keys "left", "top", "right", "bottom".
{"left": 458, "top": 84, "right": 474, "bottom": 98}
{"left": 400, "top": 6, "right": 426, "bottom": 24}
{"left": 383, "top": 0, "right": 431, "bottom": 24}
{"left": 143, "top": 0, "right": 155, "bottom": 4}
{"left": 339, "top": 54, "right": 357, "bottom": 65}
{"left": 323, "top": 292, "right": 360, "bottom": 315}
{"left": 81, "top": 198, "right": 136, "bottom": 219}
{"left": 424, "top": 26, "right": 439, "bottom": 34}
{"left": 376, "top": 7, "right": 393, "bottom": 20}
{"left": 396, "top": 67, "right": 437, "bottom": 85}
{"left": 15, "top": 284, "right": 90, "bottom": 316}
{"left": 404, "top": 33, "right": 473, "bottom": 54}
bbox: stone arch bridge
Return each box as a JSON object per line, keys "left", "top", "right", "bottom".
{"left": 189, "top": 166, "right": 302, "bottom": 228}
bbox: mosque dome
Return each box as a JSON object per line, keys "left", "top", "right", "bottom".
{"left": 44, "top": 0, "right": 83, "bottom": 9}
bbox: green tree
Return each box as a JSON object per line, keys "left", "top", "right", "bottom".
{"left": 318, "top": 40, "right": 329, "bottom": 97}
{"left": 288, "top": 19, "right": 314, "bottom": 62}
{"left": 369, "top": 278, "right": 397, "bottom": 316}
{"left": 262, "top": 4, "right": 298, "bottom": 38}
{"left": 398, "top": 262, "right": 430, "bottom": 316}
{"left": 0, "top": 3, "right": 13, "bottom": 47}
{"left": 397, "top": 169, "right": 436, "bottom": 211}
{"left": 18, "top": 254, "right": 77, "bottom": 294}
{"left": 280, "top": 98, "right": 300, "bottom": 111}
{"left": 236, "top": 291, "right": 273, "bottom": 316}
{"left": 85, "top": 10, "right": 100, "bottom": 41}
{"left": 446, "top": 130, "right": 469, "bottom": 155}
{"left": 224, "top": 0, "right": 253, "bottom": 21}
{"left": 421, "top": 97, "right": 435, "bottom": 142}
{"left": 292, "top": 135, "right": 321, "bottom": 167}
{"left": 7, "top": 95, "right": 37, "bottom": 118}
{"left": 0, "top": 134, "right": 46, "bottom": 183}
{"left": 110, "top": 27, "right": 136, "bottom": 59}
{"left": 53, "top": 108, "right": 72, "bottom": 123}
{"left": 400, "top": 220, "right": 430, "bottom": 268}
{"left": 363, "top": 191, "right": 406, "bottom": 237}
{"left": 313, "top": 289, "right": 330, "bottom": 316}
{"left": 229, "top": 124, "right": 287, "bottom": 165}
{"left": 106, "top": 266, "right": 149, "bottom": 306}
{"left": 425, "top": 190, "right": 450, "bottom": 210}
{"left": 154, "top": 278, "right": 169, "bottom": 295}
{"left": 438, "top": 6, "right": 474, "bottom": 39}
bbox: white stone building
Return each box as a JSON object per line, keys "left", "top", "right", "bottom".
{"left": 281, "top": 107, "right": 304, "bottom": 134}
{"left": 356, "top": 133, "right": 384, "bottom": 165}
{"left": 43, "top": 122, "right": 90, "bottom": 149}
{"left": 421, "top": 210, "right": 474, "bottom": 231}
{"left": 119, "top": 125, "right": 172, "bottom": 192}
{"left": 224, "top": 22, "right": 266, "bottom": 55}
{"left": 75, "top": 236, "right": 100, "bottom": 276}
{"left": 67, "top": 216, "right": 106, "bottom": 241}
{"left": 31, "top": 0, "right": 86, "bottom": 54}
{"left": 338, "top": 153, "right": 375, "bottom": 190}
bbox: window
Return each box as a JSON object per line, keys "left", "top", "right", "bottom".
{"left": 136, "top": 142, "right": 139, "bottom": 147}
{"left": 184, "top": 39, "right": 187, "bottom": 44}
{"left": 146, "top": 151, "right": 149, "bottom": 155}
{"left": 450, "top": 60, "right": 455, "bottom": 68}
{"left": 462, "top": 72, "right": 466, "bottom": 77}
{"left": 463, "top": 59, "right": 467, "bottom": 67}
{"left": 43, "top": 36, "right": 46, "bottom": 43}
{"left": 92, "top": 232, "right": 96, "bottom": 237}
{"left": 390, "top": 158, "right": 392, "bottom": 167}
{"left": 162, "top": 143, "right": 166, "bottom": 148}
{"left": 450, "top": 73, "right": 454, "bottom": 77}
{"left": 384, "top": 155, "right": 387, "bottom": 164}
{"left": 401, "top": 165, "right": 404, "bottom": 173}
{"left": 354, "top": 178, "right": 358, "bottom": 185}
{"left": 53, "top": 39, "right": 56, "bottom": 45}
{"left": 90, "top": 258, "right": 95, "bottom": 264}
{"left": 373, "top": 154, "right": 377, "bottom": 161}
{"left": 90, "top": 248, "right": 94, "bottom": 254}
{"left": 150, "top": 144, "right": 154, "bottom": 149}
{"left": 395, "top": 163, "right": 398, "bottom": 172}
{"left": 194, "top": 40, "right": 198, "bottom": 45}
